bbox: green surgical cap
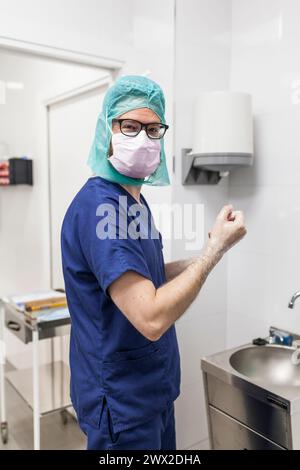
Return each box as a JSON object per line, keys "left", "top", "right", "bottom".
{"left": 87, "top": 75, "right": 170, "bottom": 186}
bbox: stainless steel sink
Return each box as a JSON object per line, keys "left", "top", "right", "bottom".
{"left": 202, "top": 332, "right": 300, "bottom": 449}
{"left": 230, "top": 345, "right": 300, "bottom": 387}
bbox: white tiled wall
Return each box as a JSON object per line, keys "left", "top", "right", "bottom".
{"left": 227, "top": 0, "right": 300, "bottom": 346}
{"left": 175, "top": 0, "right": 300, "bottom": 448}
{"left": 173, "top": 0, "right": 231, "bottom": 449}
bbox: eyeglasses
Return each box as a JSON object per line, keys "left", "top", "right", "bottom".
{"left": 113, "top": 118, "right": 169, "bottom": 139}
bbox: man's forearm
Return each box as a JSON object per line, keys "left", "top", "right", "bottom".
{"left": 109, "top": 205, "right": 245, "bottom": 342}
{"left": 164, "top": 258, "right": 197, "bottom": 281}
{"left": 151, "top": 242, "right": 223, "bottom": 338}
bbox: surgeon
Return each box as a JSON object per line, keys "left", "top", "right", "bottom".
{"left": 61, "top": 75, "right": 246, "bottom": 450}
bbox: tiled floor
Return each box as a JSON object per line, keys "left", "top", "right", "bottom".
{"left": 0, "top": 365, "right": 86, "bottom": 450}
{"left": 0, "top": 364, "right": 210, "bottom": 451}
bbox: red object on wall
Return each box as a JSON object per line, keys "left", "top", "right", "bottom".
{"left": 0, "top": 161, "right": 10, "bottom": 185}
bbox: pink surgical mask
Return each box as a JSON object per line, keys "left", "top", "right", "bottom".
{"left": 108, "top": 130, "right": 161, "bottom": 179}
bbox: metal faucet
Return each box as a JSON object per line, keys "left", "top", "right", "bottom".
{"left": 268, "top": 327, "right": 286, "bottom": 344}
{"left": 288, "top": 291, "right": 300, "bottom": 309}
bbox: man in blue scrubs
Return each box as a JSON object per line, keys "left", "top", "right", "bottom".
{"left": 61, "top": 76, "right": 246, "bottom": 450}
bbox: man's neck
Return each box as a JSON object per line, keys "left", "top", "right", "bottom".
{"left": 120, "top": 184, "right": 142, "bottom": 204}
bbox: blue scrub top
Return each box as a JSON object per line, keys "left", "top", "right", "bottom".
{"left": 61, "top": 176, "right": 181, "bottom": 433}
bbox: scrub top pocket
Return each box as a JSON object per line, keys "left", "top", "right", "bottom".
{"left": 102, "top": 340, "right": 169, "bottom": 434}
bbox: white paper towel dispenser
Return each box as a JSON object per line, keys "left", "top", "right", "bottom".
{"left": 182, "top": 91, "right": 253, "bottom": 185}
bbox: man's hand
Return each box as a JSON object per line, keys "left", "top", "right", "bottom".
{"left": 207, "top": 204, "right": 246, "bottom": 256}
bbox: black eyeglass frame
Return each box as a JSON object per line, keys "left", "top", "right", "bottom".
{"left": 113, "top": 118, "right": 169, "bottom": 139}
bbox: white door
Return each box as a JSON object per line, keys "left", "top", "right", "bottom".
{"left": 48, "top": 80, "right": 110, "bottom": 289}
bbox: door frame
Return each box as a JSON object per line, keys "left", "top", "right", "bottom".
{"left": 0, "top": 36, "right": 123, "bottom": 289}
{"left": 0, "top": 35, "right": 124, "bottom": 70}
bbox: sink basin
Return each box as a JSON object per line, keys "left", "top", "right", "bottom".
{"left": 230, "top": 345, "right": 300, "bottom": 387}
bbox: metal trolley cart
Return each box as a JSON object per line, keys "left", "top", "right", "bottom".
{"left": 0, "top": 297, "right": 72, "bottom": 450}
